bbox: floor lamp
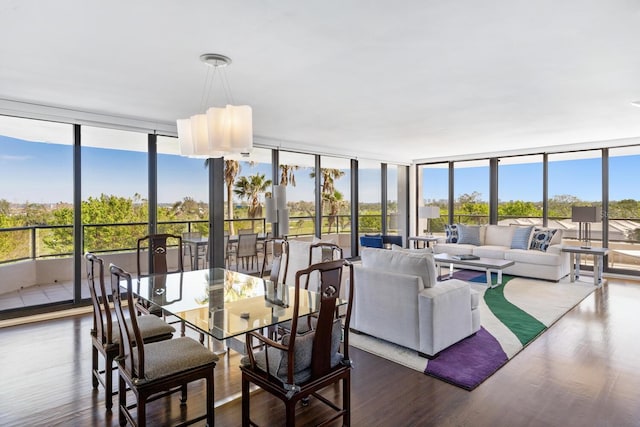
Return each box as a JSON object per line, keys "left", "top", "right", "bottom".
{"left": 571, "top": 206, "right": 601, "bottom": 248}
{"left": 419, "top": 206, "right": 440, "bottom": 236}
{"left": 265, "top": 185, "right": 289, "bottom": 238}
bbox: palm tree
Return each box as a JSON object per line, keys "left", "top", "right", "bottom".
{"left": 225, "top": 160, "right": 240, "bottom": 235}
{"left": 279, "top": 164, "right": 299, "bottom": 187}
{"left": 310, "top": 168, "right": 346, "bottom": 230}
{"left": 234, "top": 173, "right": 273, "bottom": 219}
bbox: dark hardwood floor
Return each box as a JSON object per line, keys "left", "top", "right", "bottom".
{"left": 1, "top": 279, "right": 640, "bottom": 426}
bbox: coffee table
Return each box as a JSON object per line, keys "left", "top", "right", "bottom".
{"left": 434, "top": 253, "right": 515, "bottom": 288}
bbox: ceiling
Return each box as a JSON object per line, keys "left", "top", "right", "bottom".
{"left": 2, "top": 1, "right": 640, "bottom": 164}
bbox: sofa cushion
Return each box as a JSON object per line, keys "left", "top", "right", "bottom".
{"left": 433, "top": 243, "right": 475, "bottom": 256}
{"left": 472, "top": 245, "right": 508, "bottom": 259}
{"left": 457, "top": 224, "right": 481, "bottom": 245}
{"left": 484, "top": 225, "right": 516, "bottom": 247}
{"left": 361, "top": 247, "right": 436, "bottom": 288}
{"left": 529, "top": 228, "right": 557, "bottom": 252}
{"left": 505, "top": 248, "right": 563, "bottom": 266}
{"left": 445, "top": 224, "right": 459, "bottom": 243}
{"left": 390, "top": 245, "right": 437, "bottom": 287}
{"left": 511, "top": 226, "right": 534, "bottom": 249}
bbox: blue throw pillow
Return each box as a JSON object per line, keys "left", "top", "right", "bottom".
{"left": 511, "top": 226, "right": 533, "bottom": 249}
{"left": 457, "top": 224, "right": 481, "bottom": 246}
{"left": 529, "top": 228, "right": 557, "bottom": 252}
{"left": 360, "top": 235, "right": 383, "bottom": 248}
{"left": 445, "top": 224, "right": 459, "bottom": 243}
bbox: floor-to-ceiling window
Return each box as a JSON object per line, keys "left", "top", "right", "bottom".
{"left": 279, "top": 151, "right": 316, "bottom": 238}
{"left": 454, "top": 159, "right": 489, "bottom": 225}
{"left": 548, "top": 150, "right": 602, "bottom": 244}
{"left": 81, "top": 126, "right": 148, "bottom": 255}
{"left": 227, "top": 148, "right": 272, "bottom": 235}
{"left": 607, "top": 146, "right": 640, "bottom": 273}
{"left": 319, "top": 156, "right": 351, "bottom": 248}
{"left": 157, "top": 135, "right": 209, "bottom": 236}
{"left": 418, "top": 162, "right": 449, "bottom": 236}
{"left": 358, "top": 160, "right": 382, "bottom": 240}
{"left": 498, "top": 155, "right": 543, "bottom": 227}
{"left": 0, "top": 116, "right": 73, "bottom": 311}
{"left": 386, "top": 165, "right": 399, "bottom": 235}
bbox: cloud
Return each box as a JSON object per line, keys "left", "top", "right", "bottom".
{"left": 0, "top": 155, "right": 31, "bottom": 161}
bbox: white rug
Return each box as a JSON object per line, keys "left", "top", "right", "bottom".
{"left": 349, "top": 276, "right": 596, "bottom": 377}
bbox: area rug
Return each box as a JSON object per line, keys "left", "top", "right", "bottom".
{"left": 348, "top": 271, "right": 595, "bottom": 390}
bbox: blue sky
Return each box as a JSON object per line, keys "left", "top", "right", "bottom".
{"left": 2, "top": 136, "right": 638, "bottom": 205}
{"left": 0, "top": 137, "right": 383, "bottom": 204}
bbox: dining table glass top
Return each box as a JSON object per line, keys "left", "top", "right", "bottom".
{"left": 131, "top": 268, "right": 327, "bottom": 340}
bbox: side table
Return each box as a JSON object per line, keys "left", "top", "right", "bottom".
{"left": 561, "top": 246, "right": 609, "bottom": 286}
{"left": 408, "top": 236, "right": 439, "bottom": 249}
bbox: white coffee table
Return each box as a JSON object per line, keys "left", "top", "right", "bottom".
{"left": 433, "top": 253, "right": 515, "bottom": 288}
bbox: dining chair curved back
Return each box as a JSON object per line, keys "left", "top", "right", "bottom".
{"left": 240, "top": 259, "right": 354, "bottom": 427}
{"left": 136, "top": 233, "right": 183, "bottom": 277}
{"left": 109, "top": 264, "right": 218, "bottom": 426}
{"left": 85, "top": 252, "right": 175, "bottom": 411}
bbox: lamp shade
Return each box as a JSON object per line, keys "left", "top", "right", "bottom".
{"left": 177, "top": 105, "right": 253, "bottom": 158}
{"left": 264, "top": 197, "right": 277, "bottom": 223}
{"left": 571, "top": 206, "right": 601, "bottom": 223}
{"left": 274, "top": 185, "right": 287, "bottom": 210}
{"left": 279, "top": 209, "right": 290, "bottom": 236}
{"left": 419, "top": 206, "right": 440, "bottom": 219}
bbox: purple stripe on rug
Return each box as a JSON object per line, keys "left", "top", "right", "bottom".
{"left": 424, "top": 327, "right": 507, "bottom": 390}
{"left": 438, "top": 269, "right": 483, "bottom": 282}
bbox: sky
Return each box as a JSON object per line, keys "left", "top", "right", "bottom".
{"left": 0, "top": 136, "right": 386, "bottom": 204}
{"left": 1, "top": 135, "right": 638, "bottom": 205}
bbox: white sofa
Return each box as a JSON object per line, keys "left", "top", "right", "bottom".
{"left": 352, "top": 247, "right": 481, "bottom": 358}
{"left": 433, "top": 224, "right": 569, "bottom": 281}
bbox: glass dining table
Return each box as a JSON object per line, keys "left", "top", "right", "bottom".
{"left": 130, "top": 267, "right": 325, "bottom": 343}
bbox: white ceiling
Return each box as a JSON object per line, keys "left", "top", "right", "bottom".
{"left": 2, "top": 1, "right": 640, "bottom": 164}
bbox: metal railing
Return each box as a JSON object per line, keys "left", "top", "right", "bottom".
{"left": 0, "top": 214, "right": 361, "bottom": 264}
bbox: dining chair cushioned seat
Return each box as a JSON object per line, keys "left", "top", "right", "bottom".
{"left": 109, "top": 316, "right": 176, "bottom": 344}
{"left": 241, "top": 319, "right": 342, "bottom": 384}
{"left": 132, "top": 337, "right": 219, "bottom": 382}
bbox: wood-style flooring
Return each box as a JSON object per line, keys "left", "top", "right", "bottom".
{"left": 1, "top": 278, "right": 640, "bottom": 426}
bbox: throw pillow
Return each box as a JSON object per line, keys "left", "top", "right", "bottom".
{"left": 511, "top": 226, "right": 534, "bottom": 249}
{"left": 529, "top": 228, "right": 557, "bottom": 252}
{"left": 390, "top": 245, "right": 437, "bottom": 287}
{"left": 445, "top": 224, "right": 459, "bottom": 243}
{"left": 457, "top": 224, "right": 481, "bottom": 245}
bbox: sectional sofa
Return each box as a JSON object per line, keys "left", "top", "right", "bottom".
{"left": 432, "top": 224, "right": 570, "bottom": 281}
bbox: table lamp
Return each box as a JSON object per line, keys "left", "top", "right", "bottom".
{"left": 419, "top": 206, "right": 440, "bottom": 236}
{"left": 571, "top": 206, "right": 601, "bottom": 248}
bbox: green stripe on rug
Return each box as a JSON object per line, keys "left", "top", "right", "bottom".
{"left": 484, "top": 276, "right": 546, "bottom": 345}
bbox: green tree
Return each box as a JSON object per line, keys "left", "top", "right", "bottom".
{"left": 234, "top": 173, "right": 272, "bottom": 219}
{"left": 547, "top": 194, "right": 581, "bottom": 218}
{"left": 498, "top": 200, "right": 541, "bottom": 218}
{"left": 310, "top": 168, "right": 346, "bottom": 232}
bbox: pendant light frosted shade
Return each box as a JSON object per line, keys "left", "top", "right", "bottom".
{"left": 279, "top": 208, "right": 290, "bottom": 236}
{"left": 265, "top": 197, "right": 277, "bottom": 223}
{"left": 274, "top": 185, "right": 287, "bottom": 210}
{"left": 177, "top": 105, "right": 253, "bottom": 158}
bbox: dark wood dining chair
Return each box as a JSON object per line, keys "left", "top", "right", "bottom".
{"left": 240, "top": 259, "right": 354, "bottom": 427}
{"left": 136, "top": 233, "right": 183, "bottom": 278}
{"left": 85, "top": 252, "right": 175, "bottom": 411}
{"left": 109, "top": 263, "right": 218, "bottom": 427}
{"left": 135, "top": 233, "right": 183, "bottom": 316}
